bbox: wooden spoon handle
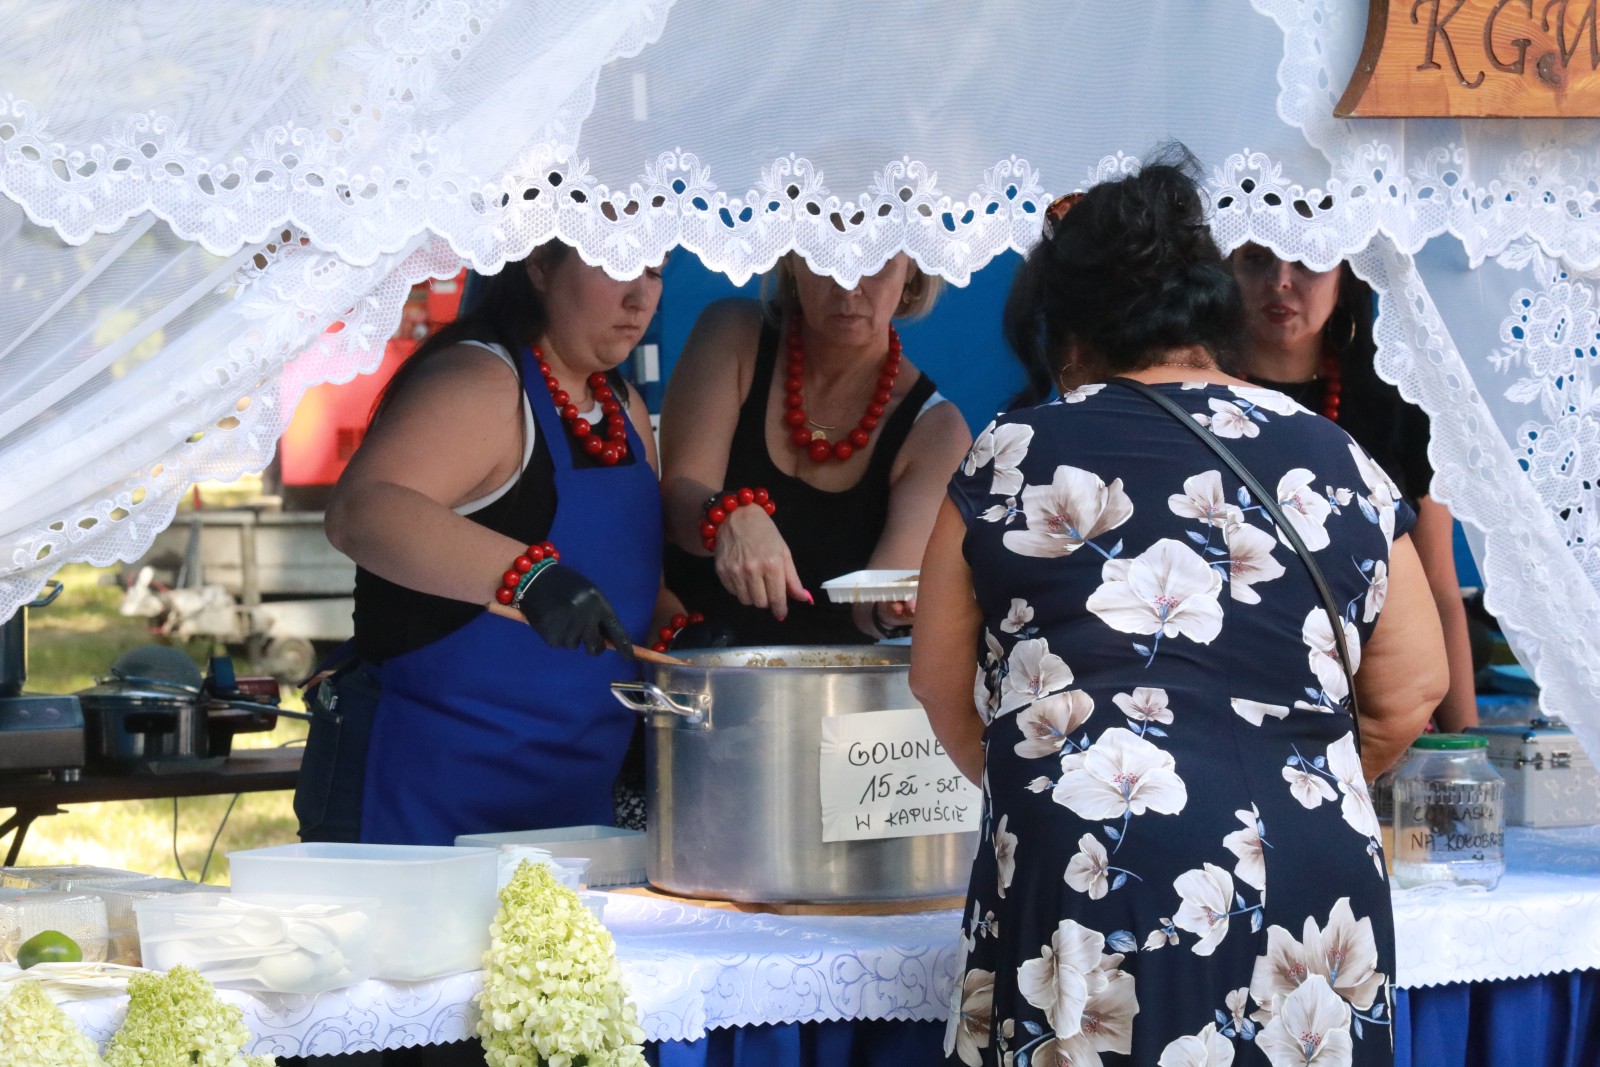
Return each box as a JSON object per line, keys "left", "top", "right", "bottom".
{"left": 484, "top": 601, "right": 686, "bottom": 665}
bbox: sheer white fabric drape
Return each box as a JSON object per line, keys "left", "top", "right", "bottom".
{"left": 1, "top": 0, "right": 1597, "bottom": 758}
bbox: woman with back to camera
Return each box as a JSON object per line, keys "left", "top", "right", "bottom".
{"left": 658, "top": 253, "right": 970, "bottom": 648}
{"left": 1230, "top": 244, "right": 1478, "bottom": 732}
{"left": 295, "top": 242, "right": 665, "bottom": 848}
{"left": 912, "top": 151, "right": 1446, "bottom": 1067}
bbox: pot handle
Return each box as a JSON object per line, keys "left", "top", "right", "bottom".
{"left": 610, "top": 681, "right": 710, "bottom": 727}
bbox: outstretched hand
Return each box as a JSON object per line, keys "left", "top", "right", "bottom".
{"left": 516, "top": 563, "right": 636, "bottom": 662}
{"left": 712, "top": 505, "right": 810, "bottom": 620}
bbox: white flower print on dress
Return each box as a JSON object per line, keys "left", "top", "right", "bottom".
{"left": 1015, "top": 691, "right": 1095, "bottom": 758}
{"left": 1198, "top": 398, "right": 1261, "bottom": 439}
{"left": 1301, "top": 608, "right": 1362, "bottom": 704}
{"left": 995, "top": 813, "right": 1018, "bottom": 898}
{"left": 1157, "top": 1022, "right": 1236, "bottom": 1067}
{"left": 1229, "top": 385, "right": 1305, "bottom": 416}
{"left": 963, "top": 421, "right": 1035, "bottom": 497}
{"left": 1054, "top": 727, "right": 1188, "bottom": 822}
{"left": 1168, "top": 471, "right": 1244, "bottom": 528}
{"left": 1085, "top": 539, "right": 1225, "bottom": 654}
{"left": 1250, "top": 897, "right": 1388, "bottom": 1026}
{"left": 1000, "top": 638, "right": 1075, "bottom": 716}
{"left": 1232, "top": 698, "right": 1291, "bottom": 726}
{"left": 980, "top": 496, "right": 1021, "bottom": 524}
{"left": 1276, "top": 469, "right": 1333, "bottom": 552}
{"left": 1250, "top": 924, "right": 1316, "bottom": 1022}
{"left": 1362, "top": 560, "right": 1388, "bottom": 623}
{"left": 1256, "top": 975, "right": 1353, "bottom": 1067}
{"left": 1062, "top": 383, "right": 1107, "bottom": 403}
{"left": 1326, "top": 734, "right": 1380, "bottom": 840}
{"left": 1017, "top": 919, "right": 1107, "bottom": 1034}
{"left": 1304, "top": 898, "right": 1387, "bottom": 1012}
{"left": 1077, "top": 965, "right": 1140, "bottom": 1055}
{"left": 944, "top": 967, "right": 995, "bottom": 1066}
{"left": 1112, "top": 687, "right": 1173, "bottom": 727}
{"left": 1172, "top": 863, "right": 1237, "bottom": 956}
{"left": 1223, "top": 805, "right": 1267, "bottom": 891}
{"left": 1283, "top": 763, "right": 1338, "bottom": 808}
{"left": 1225, "top": 521, "right": 1286, "bottom": 604}
{"left": 974, "top": 629, "right": 1006, "bottom": 723}
{"left": 1002, "top": 597, "right": 1036, "bottom": 633}
{"left": 1224, "top": 987, "right": 1258, "bottom": 1040}
{"left": 1348, "top": 442, "right": 1402, "bottom": 547}
{"left": 1004, "top": 464, "right": 1134, "bottom": 559}
{"left": 1064, "top": 833, "right": 1111, "bottom": 899}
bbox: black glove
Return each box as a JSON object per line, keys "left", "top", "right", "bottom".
{"left": 516, "top": 564, "right": 635, "bottom": 662}
{"left": 669, "top": 619, "right": 738, "bottom": 651}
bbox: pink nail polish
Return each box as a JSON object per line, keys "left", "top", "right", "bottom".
{"left": 800, "top": 590, "right": 815, "bottom": 605}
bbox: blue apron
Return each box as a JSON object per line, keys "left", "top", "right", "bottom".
{"left": 358, "top": 349, "right": 662, "bottom": 845}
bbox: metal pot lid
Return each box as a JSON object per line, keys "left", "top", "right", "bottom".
{"left": 107, "top": 645, "right": 203, "bottom": 694}
{"left": 75, "top": 678, "right": 201, "bottom": 706}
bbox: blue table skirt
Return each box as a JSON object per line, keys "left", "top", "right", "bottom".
{"left": 645, "top": 970, "right": 1600, "bottom": 1067}
{"left": 1395, "top": 970, "right": 1599, "bottom": 1067}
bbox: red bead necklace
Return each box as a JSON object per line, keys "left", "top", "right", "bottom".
{"left": 1320, "top": 347, "right": 1342, "bottom": 422}
{"left": 782, "top": 311, "right": 902, "bottom": 464}
{"left": 535, "top": 347, "right": 629, "bottom": 466}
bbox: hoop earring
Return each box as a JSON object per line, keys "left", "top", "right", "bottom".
{"left": 894, "top": 267, "right": 929, "bottom": 317}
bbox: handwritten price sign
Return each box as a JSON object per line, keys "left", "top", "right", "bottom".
{"left": 818, "top": 707, "right": 982, "bottom": 843}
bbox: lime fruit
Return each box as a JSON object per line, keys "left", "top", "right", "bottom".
{"left": 17, "top": 929, "right": 83, "bottom": 969}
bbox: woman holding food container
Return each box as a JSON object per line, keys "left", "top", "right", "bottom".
{"left": 658, "top": 253, "right": 971, "bottom": 647}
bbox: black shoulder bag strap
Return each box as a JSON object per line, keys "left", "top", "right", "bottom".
{"left": 1106, "top": 377, "right": 1363, "bottom": 749}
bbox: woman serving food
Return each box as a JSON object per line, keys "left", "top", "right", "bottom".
{"left": 659, "top": 254, "right": 971, "bottom": 646}
{"left": 295, "top": 242, "right": 666, "bottom": 847}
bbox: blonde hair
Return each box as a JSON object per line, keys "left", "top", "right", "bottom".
{"left": 764, "top": 254, "right": 945, "bottom": 321}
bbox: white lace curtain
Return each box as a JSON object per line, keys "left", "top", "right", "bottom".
{"left": 2, "top": 0, "right": 1597, "bottom": 760}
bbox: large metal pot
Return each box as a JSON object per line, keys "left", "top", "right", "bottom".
{"left": 612, "top": 645, "right": 978, "bottom": 903}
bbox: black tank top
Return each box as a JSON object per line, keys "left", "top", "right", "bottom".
{"left": 353, "top": 360, "right": 632, "bottom": 663}
{"left": 664, "top": 317, "right": 938, "bottom": 646}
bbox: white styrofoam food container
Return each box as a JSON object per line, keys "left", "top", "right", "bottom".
{"left": 135, "top": 892, "right": 377, "bottom": 994}
{"left": 820, "top": 569, "right": 919, "bottom": 604}
{"left": 455, "top": 826, "right": 644, "bottom": 888}
{"left": 227, "top": 843, "right": 497, "bottom": 981}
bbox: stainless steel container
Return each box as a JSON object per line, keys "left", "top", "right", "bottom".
{"left": 612, "top": 645, "right": 978, "bottom": 903}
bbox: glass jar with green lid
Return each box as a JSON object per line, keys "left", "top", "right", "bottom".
{"left": 1391, "top": 734, "right": 1505, "bottom": 890}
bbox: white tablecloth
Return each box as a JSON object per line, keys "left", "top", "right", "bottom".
{"left": 1391, "top": 824, "right": 1600, "bottom": 988}
{"left": 57, "top": 826, "right": 1600, "bottom": 1053}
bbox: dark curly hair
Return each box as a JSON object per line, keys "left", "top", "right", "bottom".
{"left": 1005, "top": 145, "right": 1245, "bottom": 408}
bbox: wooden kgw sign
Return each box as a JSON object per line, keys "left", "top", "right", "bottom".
{"left": 1337, "top": 0, "right": 1600, "bottom": 116}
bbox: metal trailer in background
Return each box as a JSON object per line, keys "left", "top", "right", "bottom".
{"left": 121, "top": 508, "right": 352, "bottom": 682}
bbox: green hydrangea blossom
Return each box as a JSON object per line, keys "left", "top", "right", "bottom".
{"left": 0, "top": 979, "right": 106, "bottom": 1067}
{"left": 103, "top": 966, "right": 276, "bottom": 1067}
{"left": 476, "top": 861, "right": 646, "bottom": 1067}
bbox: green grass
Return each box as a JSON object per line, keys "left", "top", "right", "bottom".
{"left": 12, "top": 555, "right": 307, "bottom": 886}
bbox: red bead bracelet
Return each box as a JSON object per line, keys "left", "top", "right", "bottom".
{"left": 699, "top": 488, "right": 775, "bottom": 552}
{"left": 653, "top": 611, "right": 706, "bottom": 653}
{"left": 495, "top": 541, "right": 560, "bottom": 605}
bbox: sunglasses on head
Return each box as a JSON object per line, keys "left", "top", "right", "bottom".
{"left": 1043, "top": 191, "right": 1085, "bottom": 236}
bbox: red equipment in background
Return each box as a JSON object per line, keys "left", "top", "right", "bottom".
{"left": 277, "top": 272, "right": 466, "bottom": 498}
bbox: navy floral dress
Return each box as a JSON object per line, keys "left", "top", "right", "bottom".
{"left": 943, "top": 381, "right": 1415, "bottom": 1067}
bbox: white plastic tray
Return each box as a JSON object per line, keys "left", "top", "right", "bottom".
{"left": 820, "top": 569, "right": 919, "bottom": 604}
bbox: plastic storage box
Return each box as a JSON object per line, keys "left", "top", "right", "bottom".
{"left": 0, "top": 890, "right": 109, "bottom": 962}
{"left": 135, "top": 893, "right": 377, "bottom": 994}
{"left": 454, "top": 826, "right": 645, "bottom": 888}
{"left": 227, "top": 843, "right": 497, "bottom": 981}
